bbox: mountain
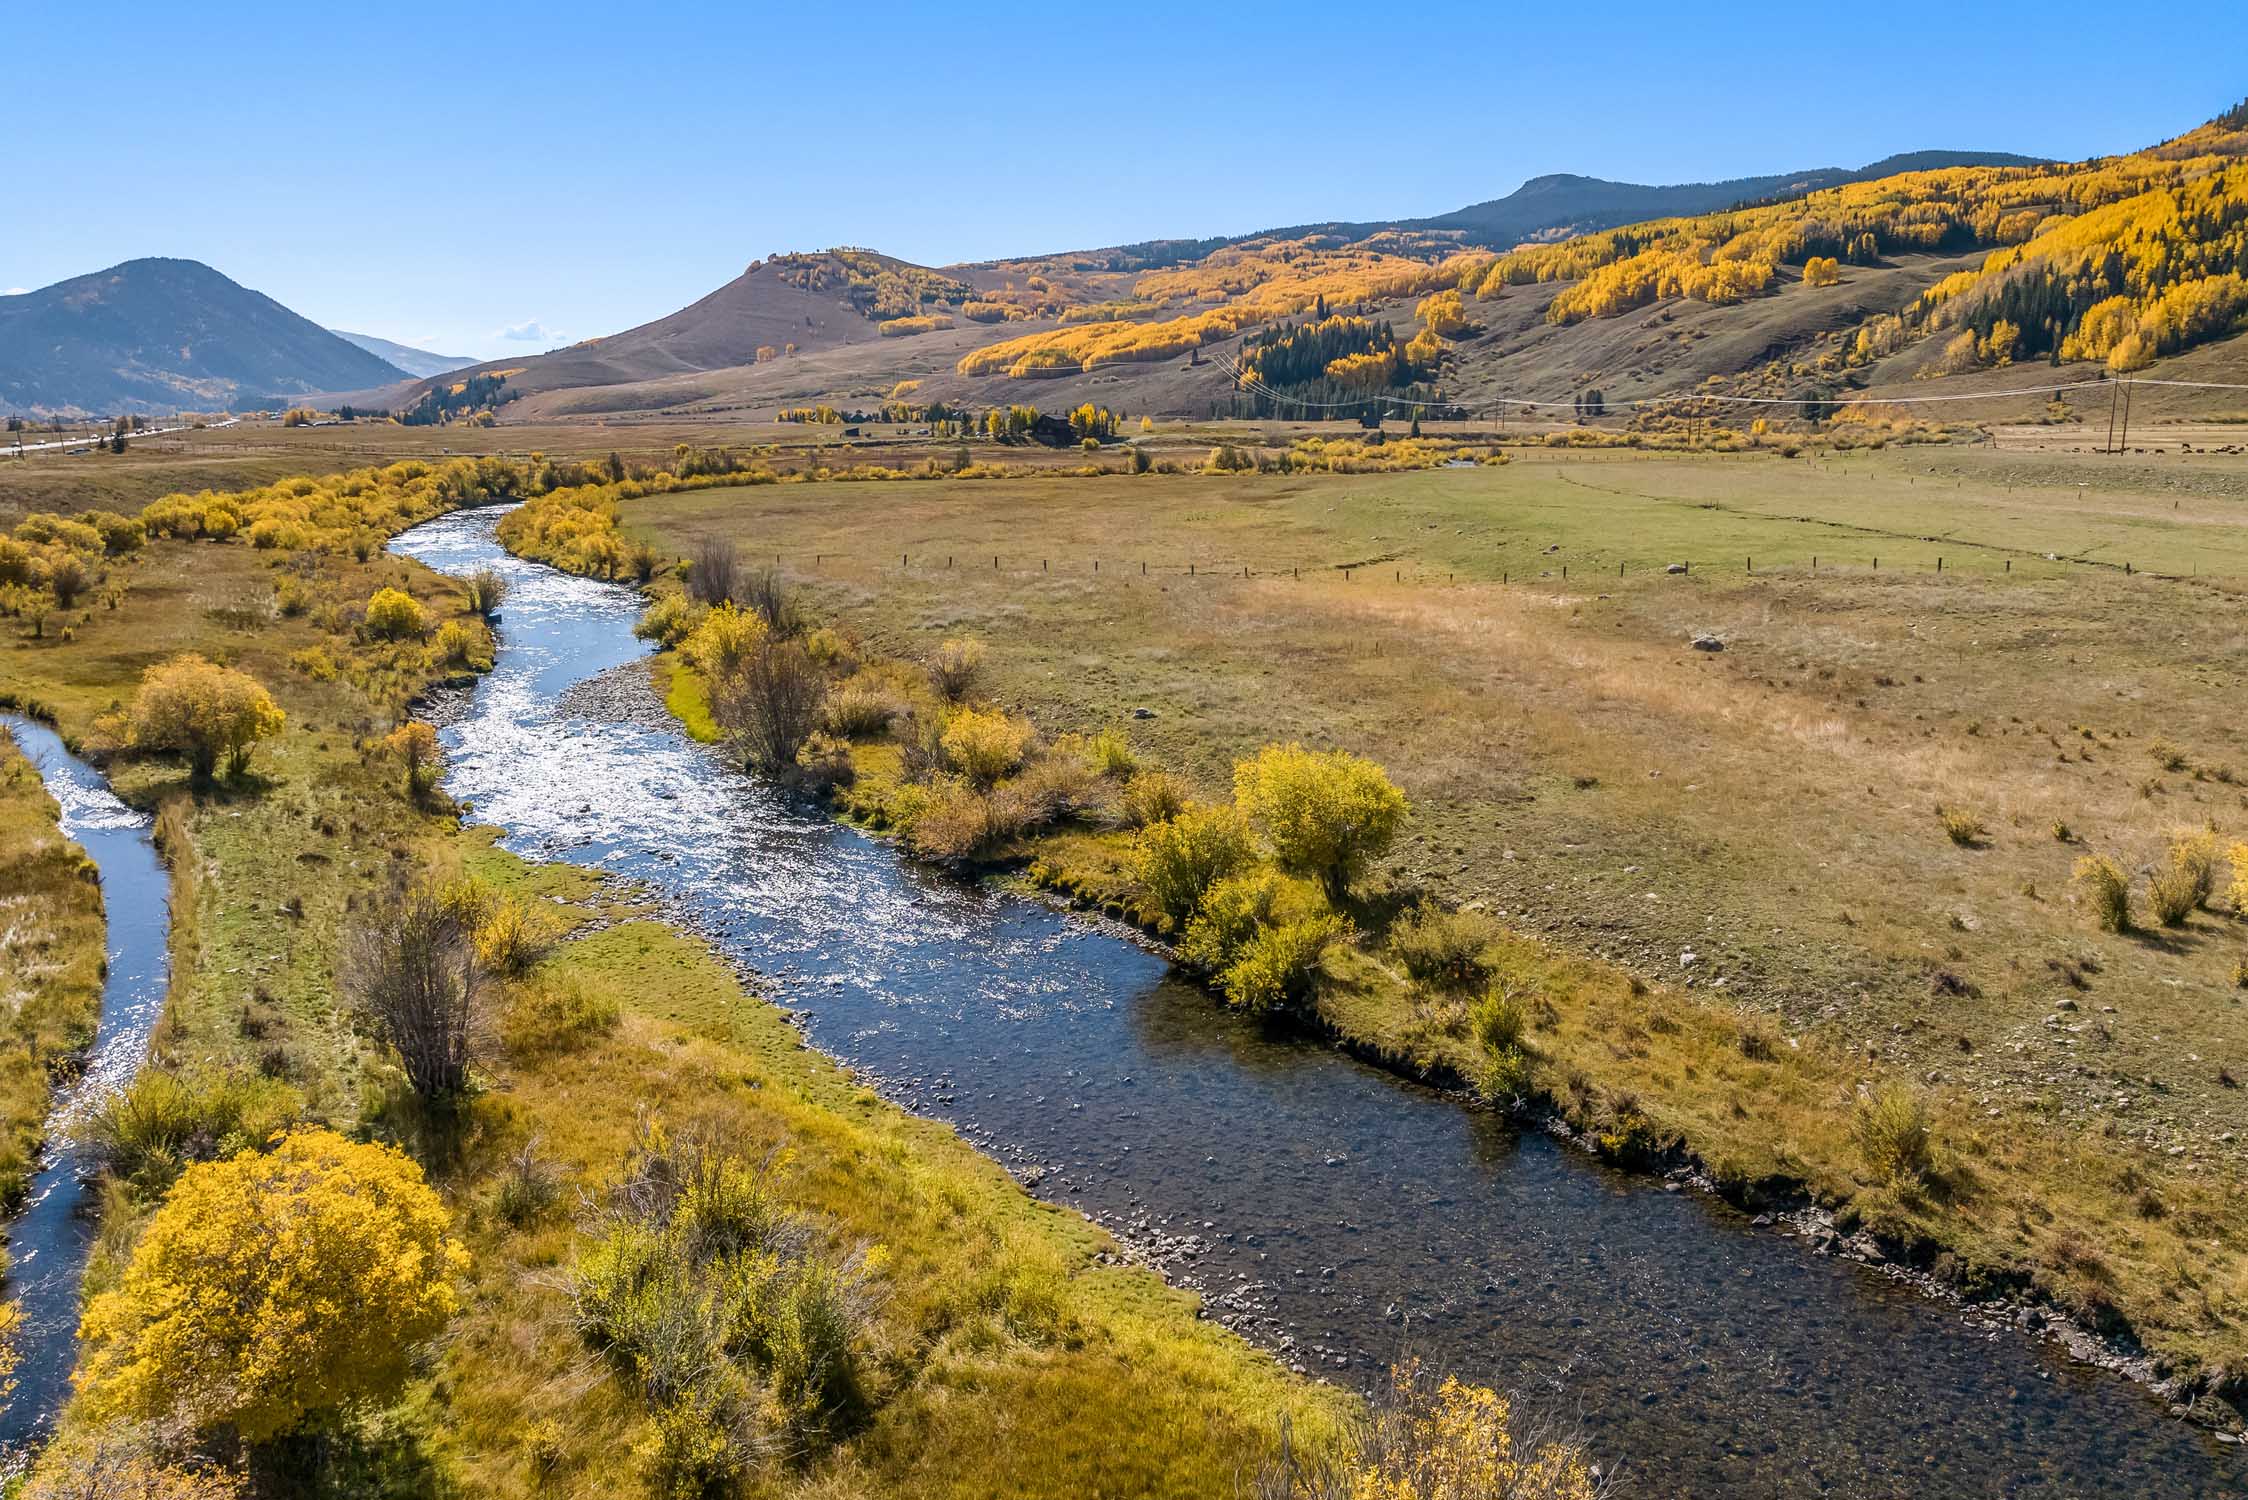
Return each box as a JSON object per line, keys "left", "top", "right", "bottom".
{"left": 353, "top": 248, "right": 985, "bottom": 418}
{"left": 0, "top": 258, "right": 407, "bottom": 414}
{"left": 353, "top": 108, "right": 2248, "bottom": 430}
{"left": 1406, "top": 151, "right": 2046, "bottom": 247}
{"left": 330, "top": 330, "right": 475, "bottom": 380}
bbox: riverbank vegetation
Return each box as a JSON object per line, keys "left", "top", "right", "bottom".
{"left": 0, "top": 468, "right": 1439, "bottom": 1496}
{"left": 611, "top": 450, "right": 2248, "bottom": 1406}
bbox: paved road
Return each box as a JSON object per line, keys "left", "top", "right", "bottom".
{"left": 4, "top": 415, "right": 238, "bottom": 455}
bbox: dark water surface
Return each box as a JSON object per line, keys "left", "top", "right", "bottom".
{"left": 395, "top": 508, "right": 2246, "bottom": 1499}
{"left": 0, "top": 715, "right": 170, "bottom": 1450}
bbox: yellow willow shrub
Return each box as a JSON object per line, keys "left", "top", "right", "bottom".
{"left": 123, "top": 654, "right": 285, "bottom": 781}
{"left": 76, "top": 1130, "right": 466, "bottom": 1441}
{"left": 364, "top": 586, "right": 426, "bottom": 640}
{"left": 1263, "top": 1356, "right": 1605, "bottom": 1499}
{"left": 1234, "top": 743, "right": 1409, "bottom": 903}
{"left": 941, "top": 707, "right": 1033, "bottom": 786}
{"left": 681, "top": 603, "right": 768, "bottom": 684}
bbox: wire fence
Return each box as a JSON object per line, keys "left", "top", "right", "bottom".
{"left": 766, "top": 548, "right": 2228, "bottom": 587}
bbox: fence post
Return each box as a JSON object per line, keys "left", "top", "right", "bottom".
{"left": 901, "top": 553, "right": 907, "bottom": 568}
{"left": 2005, "top": 559, "right": 2011, "bottom": 573}
{"left": 1141, "top": 561, "right": 1147, "bottom": 575}
{"left": 1873, "top": 557, "right": 1879, "bottom": 570}
{"left": 1042, "top": 559, "right": 1048, "bottom": 572}
{"left": 1093, "top": 559, "right": 1099, "bottom": 573}
{"left": 1747, "top": 556, "right": 1752, "bottom": 574}
{"left": 1937, "top": 556, "right": 1943, "bottom": 573}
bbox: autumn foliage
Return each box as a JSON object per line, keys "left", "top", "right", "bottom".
{"left": 123, "top": 654, "right": 285, "bottom": 781}
{"left": 76, "top": 1130, "right": 466, "bottom": 1441}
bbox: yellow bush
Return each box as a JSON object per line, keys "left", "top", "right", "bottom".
{"left": 364, "top": 586, "right": 426, "bottom": 640}
{"left": 681, "top": 602, "right": 768, "bottom": 683}
{"left": 1267, "top": 1357, "right": 1602, "bottom": 1500}
{"left": 432, "top": 617, "right": 492, "bottom": 670}
{"left": 382, "top": 720, "right": 441, "bottom": 795}
{"left": 1133, "top": 804, "right": 1255, "bottom": 922}
{"left": 942, "top": 707, "right": 1033, "bottom": 786}
{"left": 125, "top": 654, "right": 285, "bottom": 781}
{"left": 1854, "top": 1085, "right": 1934, "bottom": 1185}
{"left": 1234, "top": 744, "right": 1409, "bottom": 901}
{"left": 2072, "top": 855, "right": 2132, "bottom": 933}
{"left": 77, "top": 1130, "right": 466, "bottom": 1440}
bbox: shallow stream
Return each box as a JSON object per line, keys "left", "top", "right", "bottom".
{"left": 389, "top": 507, "right": 2242, "bottom": 1498}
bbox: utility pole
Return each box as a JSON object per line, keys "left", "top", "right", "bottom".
{"left": 2117, "top": 379, "right": 2134, "bottom": 452}
{"left": 2104, "top": 378, "right": 2120, "bottom": 454}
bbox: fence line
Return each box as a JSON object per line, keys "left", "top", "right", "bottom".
{"left": 729, "top": 551, "right": 2217, "bottom": 586}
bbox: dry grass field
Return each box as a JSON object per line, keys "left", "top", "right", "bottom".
{"left": 622, "top": 441, "right": 2248, "bottom": 1368}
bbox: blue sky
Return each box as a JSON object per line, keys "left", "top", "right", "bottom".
{"left": 9, "top": 1, "right": 2245, "bottom": 360}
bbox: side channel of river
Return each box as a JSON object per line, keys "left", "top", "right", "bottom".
{"left": 0, "top": 715, "right": 170, "bottom": 1453}
{"left": 396, "top": 508, "right": 2246, "bottom": 1499}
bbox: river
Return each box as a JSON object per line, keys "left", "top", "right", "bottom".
{"left": 0, "top": 715, "right": 170, "bottom": 1452}
{"left": 395, "top": 506, "right": 2245, "bottom": 1496}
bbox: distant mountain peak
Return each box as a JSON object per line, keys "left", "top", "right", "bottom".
{"left": 0, "top": 258, "right": 409, "bottom": 414}
{"left": 330, "top": 330, "right": 476, "bottom": 381}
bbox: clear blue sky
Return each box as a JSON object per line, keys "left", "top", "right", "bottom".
{"left": 9, "top": 1, "right": 2244, "bottom": 361}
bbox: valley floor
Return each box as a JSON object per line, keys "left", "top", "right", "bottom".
{"left": 0, "top": 526, "right": 1338, "bottom": 1496}
{"left": 621, "top": 442, "right": 2248, "bottom": 1383}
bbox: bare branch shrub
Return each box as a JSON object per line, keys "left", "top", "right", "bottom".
{"left": 346, "top": 884, "right": 480, "bottom": 1101}
{"left": 689, "top": 535, "right": 741, "bottom": 606}
{"left": 928, "top": 637, "right": 986, "bottom": 702}
{"left": 737, "top": 566, "right": 800, "bottom": 636}
{"left": 711, "top": 639, "right": 823, "bottom": 772}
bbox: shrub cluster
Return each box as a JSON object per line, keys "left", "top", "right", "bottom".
{"left": 570, "top": 1117, "right": 873, "bottom": 1492}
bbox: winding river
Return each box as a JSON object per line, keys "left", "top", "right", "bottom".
{"left": 386, "top": 504, "right": 2238, "bottom": 1496}
{"left": 0, "top": 716, "right": 170, "bottom": 1452}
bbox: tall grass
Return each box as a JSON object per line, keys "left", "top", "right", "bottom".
{"left": 1390, "top": 901, "right": 1499, "bottom": 989}
{"left": 1853, "top": 1085, "right": 1934, "bottom": 1186}
{"left": 2071, "top": 855, "right": 2132, "bottom": 933}
{"left": 2148, "top": 829, "right": 2219, "bottom": 926}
